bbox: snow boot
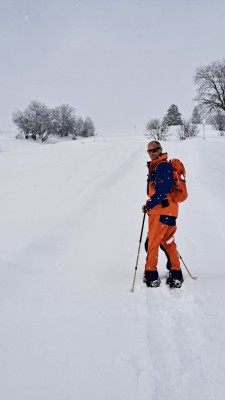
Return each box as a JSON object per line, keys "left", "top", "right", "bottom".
{"left": 144, "top": 270, "right": 161, "bottom": 288}
{"left": 166, "top": 270, "right": 183, "bottom": 288}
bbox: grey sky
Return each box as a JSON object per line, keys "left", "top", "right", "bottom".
{"left": 1, "top": 0, "right": 225, "bottom": 135}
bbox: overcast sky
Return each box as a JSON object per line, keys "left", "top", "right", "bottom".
{"left": 1, "top": 0, "right": 225, "bottom": 135}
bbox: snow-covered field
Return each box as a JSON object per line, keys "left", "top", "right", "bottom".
{"left": 0, "top": 128, "right": 225, "bottom": 400}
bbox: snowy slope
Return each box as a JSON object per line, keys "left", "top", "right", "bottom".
{"left": 0, "top": 129, "right": 225, "bottom": 400}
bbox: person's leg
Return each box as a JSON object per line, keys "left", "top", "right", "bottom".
{"left": 145, "top": 215, "right": 170, "bottom": 286}
{"left": 145, "top": 215, "right": 167, "bottom": 271}
{"left": 161, "top": 226, "right": 183, "bottom": 286}
{"left": 161, "top": 226, "right": 181, "bottom": 271}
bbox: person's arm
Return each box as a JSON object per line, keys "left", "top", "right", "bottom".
{"left": 146, "top": 162, "right": 174, "bottom": 210}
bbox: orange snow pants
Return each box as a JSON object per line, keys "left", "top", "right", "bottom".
{"left": 145, "top": 215, "right": 181, "bottom": 272}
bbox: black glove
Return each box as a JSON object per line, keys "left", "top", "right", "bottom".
{"left": 142, "top": 204, "right": 149, "bottom": 213}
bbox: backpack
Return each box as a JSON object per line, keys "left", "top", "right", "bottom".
{"left": 169, "top": 159, "right": 188, "bottom": 203}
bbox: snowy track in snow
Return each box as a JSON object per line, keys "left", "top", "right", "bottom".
{"left": 1, "top": 132, "right": 225, "bottom": 400}
{"left": 130, "top": 281, "right": 216, "bottom": 400}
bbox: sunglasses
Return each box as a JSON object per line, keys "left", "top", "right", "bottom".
{"left": 147, "top": 147, "right": 161, "bottom": 154}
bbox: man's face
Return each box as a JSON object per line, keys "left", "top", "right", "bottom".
{"left": 147, "top": 144, "right": 162, "bottom": 160}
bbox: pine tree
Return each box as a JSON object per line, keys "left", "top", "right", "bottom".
{"left": 164, "top": 104, "right": 182, "bottom": 126}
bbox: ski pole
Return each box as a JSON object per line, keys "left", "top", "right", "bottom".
{"left": 131, "top": 212, "right": 146, "bottom": 292}
{"left": 177, "top": 250, "right": 197, "bottom": 280}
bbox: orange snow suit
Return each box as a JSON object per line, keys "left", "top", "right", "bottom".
{"left": 145, "top": 154, "right": 181, "bottom": 272}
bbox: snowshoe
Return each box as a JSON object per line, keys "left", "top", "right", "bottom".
{"left": 166, "top": 270, "right": 183, "bottom": 289}
{"left": 144, "top": 270, "right": 161, "bottom": 288}
{"left": 148, "top": 279, "right": 161, "bottom": 288}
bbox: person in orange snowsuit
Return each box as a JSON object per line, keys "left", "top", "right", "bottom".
{"left": 142, "top": 141, "right": 183, "bottom": 288}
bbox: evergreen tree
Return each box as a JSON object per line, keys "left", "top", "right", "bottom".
{"left": 164, "top": 104, "right": 182, "bottom": 126}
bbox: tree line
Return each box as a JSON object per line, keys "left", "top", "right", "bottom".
{"left": 12, "top": 101, "right": 95, "bottom": 142}
{"left": 146, "top": 58, "right": 225, "bottom": 140}
{"left": 145, "top": 104, "right": 199, "bottom": 141}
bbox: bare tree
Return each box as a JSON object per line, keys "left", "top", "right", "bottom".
{"left": 145, "top": 119, "right": 168, "bottom": 140}
{"left": 80, "top": 116, "right": 95, "bottom": 137}
{"left": 177, "top": 119, "right": 199, "bottom": 140}
{"left": 194, "top": 59, "right": 225, "bottom": 113}
{"left": 191, "top": 105, "right": 202, "bottom": 124}
{"left": 13, "top": 101, "right": 50, "bottom": 141}
{"left": 12, "top": 109, "right": 32, "bottom": 139}
{"left": 52, "top": 104, "right": 76, "bottom": 138}
{"left": 210, "top": 110, "right": 225, "bottom": 135}
{"left": 28, "top": 100, "right": 50, "bottom": 141}
{"left": 73, "top": 116, "right": 84, "bottom": 138}
{"left": 12, "top": 101, "right": 96, "bottom": 142}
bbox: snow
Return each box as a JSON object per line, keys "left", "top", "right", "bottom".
{"left": 0, "top": 128, "right": 225, "bottom": 400}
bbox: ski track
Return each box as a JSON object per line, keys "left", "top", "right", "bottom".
{"left": 123, "top": 138, "right": 225, "bottom": 400}
{"left": 128, "top": 281, "right": 216, "bottom": 400}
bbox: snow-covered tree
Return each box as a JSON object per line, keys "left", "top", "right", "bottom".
{"left": 177, "top": 119, "right": 199, "bottom": 140}
{"left": 73, "top": 116, "right": 84, "bottom": 138}
{"left": 12, "top": 109, "right": 32, "bottom": 139}
{"left": 13, "top": 100, "right": 50, "bottom": 141}
{"left": 28, "top": 100, "right": 50, "bottom": 141}
{"left": 145, "top": 118, "right": 168, "bottom": 140}
{"left": 210, "top": 110, "right": 225, "bottom": 135}
{"left": 164, "top": 104, "right": 182, "bottom": 126}
{"left": 12, "top": 101, "right": 96, "bottom": 141}
{"left": 80, "top": 116, "right": 95, "bottom": 137}
{"left": 191, "top": 106, "right": 202, "bottom": 124}
{"left": 52, "top": 104, "right": 76, "bottom": 138}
